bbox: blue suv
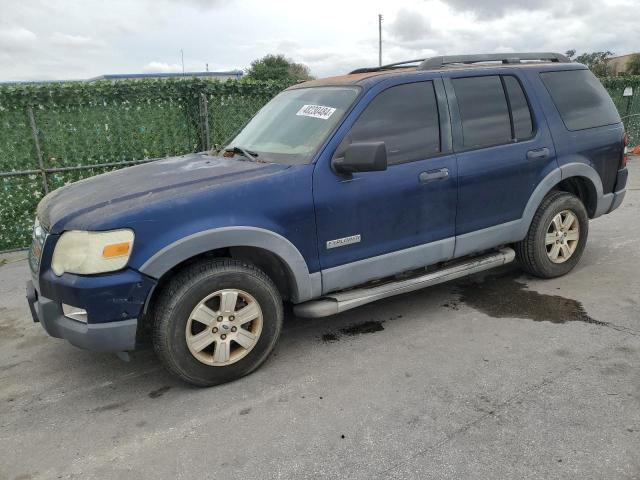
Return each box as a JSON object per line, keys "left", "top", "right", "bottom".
{"left": 26, "top": 53, "right": 628, "bottom": 386}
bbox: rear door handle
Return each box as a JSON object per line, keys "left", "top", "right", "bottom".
{"left": 527, "top": 147, "right": 550, "bottom": 160}
{"left": 419, "top": 168, "right": 449, "bottom": 183}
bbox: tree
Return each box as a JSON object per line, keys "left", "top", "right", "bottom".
{"left": 571, "top": 51, "right": 614, "bottom": 76}
{"left": 627, "top": 54, "right": 640, "bottom": 75}
{"left": 246, "top": 54, "right": 313, "bottom": 83}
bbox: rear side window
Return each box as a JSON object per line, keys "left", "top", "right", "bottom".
{"left": 540, "top": 69, "right": 621, "bottom": 131}
{"left": 346, "top": 81, "right": 440, "bottom": 165}
{"left": 503, "top": 76, "right": 534, "bottom": 140}
{"left": 452, "top": 76, "right": 512, "bottom": 149}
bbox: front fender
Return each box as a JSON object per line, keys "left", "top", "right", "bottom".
{"left": 138, "top": 226, "right": 320, "bottom": 303}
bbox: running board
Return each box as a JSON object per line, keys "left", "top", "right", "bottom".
{"left": 294, "top": 247, "right": 515, "bottom": 318}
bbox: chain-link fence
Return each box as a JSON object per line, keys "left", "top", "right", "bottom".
{"left": 1, "top": 76, "right": 639, "bottom": 252}
{"left": 601, "top": 77, "right": 640, "bottom": 147}
{"left": 0, "top": 79, "right": 287, "bottom": 251}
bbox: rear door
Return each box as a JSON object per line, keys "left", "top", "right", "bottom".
{"left": 443, "top": 71, "right": 558, "bottom": 257}
{"left": 538, "top": 68, "right": 625, "bottom": 196}
{"left": 313, "top": 78, "right": 458, "bottom": 293}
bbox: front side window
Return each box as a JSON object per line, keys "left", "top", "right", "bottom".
{"left": 227, "top": 86, "right": 359, "bottom": 165}
{"left": 342, "top": 81, "right": 441, "bottom": 165}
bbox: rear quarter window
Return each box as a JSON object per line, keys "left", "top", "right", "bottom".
{"left": 540, "top": 69, "right": 620, "bottom": 131}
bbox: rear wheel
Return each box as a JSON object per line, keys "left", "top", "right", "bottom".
{"left": 153, "top": 259, "right": 283, "bottom": 387}
{"left": 515, "top": 191, "right": 588, "bottom": 278}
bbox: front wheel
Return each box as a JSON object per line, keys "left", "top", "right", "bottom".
{"left": 515, "top": 191, "right": 589, "bottom": 278}
{"left": 153, "top": 259, "right": 283, "bottom": 387}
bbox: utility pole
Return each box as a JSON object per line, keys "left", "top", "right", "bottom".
{"left": 378, "top": 14, "right": 383, "bottom": 67}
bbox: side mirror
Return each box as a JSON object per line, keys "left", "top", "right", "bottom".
{"left": 332, "top": 142, "right": 388, "bottom": 174}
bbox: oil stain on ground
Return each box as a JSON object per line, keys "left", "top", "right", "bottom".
{"left": 453, "top": 272, "right": 606, "bottom": 326}
{"left": 148, "top": 386, "right": 172, "bottom": 398}
{"left": 322, "top": 320, "right": 386, "bottom": 343}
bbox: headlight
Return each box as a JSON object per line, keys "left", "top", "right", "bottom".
{"left": 51, "top": 229, "right": 134, "bottom": 276}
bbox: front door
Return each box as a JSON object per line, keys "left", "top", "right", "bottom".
{"left": 313, "top": 78, "right": 458, "bottom": 293}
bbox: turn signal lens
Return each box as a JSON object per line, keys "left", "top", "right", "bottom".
{"left": 102, "top": 242, "right": 131, "bottom": 258}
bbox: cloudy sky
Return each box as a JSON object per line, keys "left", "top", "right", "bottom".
{"left": 0, "top": 0, "right": 637, "bottom": 82}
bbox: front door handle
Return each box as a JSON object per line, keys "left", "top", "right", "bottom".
{"left": 419, "top": 168, "right": 449, "bottom": 183}
{"left": 527, "top": 147, "right": 550, "bottom": 160}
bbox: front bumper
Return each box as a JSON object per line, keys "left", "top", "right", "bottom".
{"left": 26, "top": 280, "right": 138, "bottom": 352}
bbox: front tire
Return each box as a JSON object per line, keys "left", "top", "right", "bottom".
{"left": 515, "top": 191, "right": 588, "bottom": 278}
{"left": 153, "top": 259, "right": 283, "bottom": 387}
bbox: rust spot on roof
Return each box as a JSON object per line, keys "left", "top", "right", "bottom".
{"left": 287, "top": 68, "right": 417, "bottom": 89}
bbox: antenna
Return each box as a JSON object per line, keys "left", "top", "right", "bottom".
{"left": 180, "top": 49, "right": 185, "bottom": 76}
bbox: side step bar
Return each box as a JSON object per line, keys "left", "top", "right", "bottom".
{"left": 294, "top": 247, "right": 515, "bottom": 318}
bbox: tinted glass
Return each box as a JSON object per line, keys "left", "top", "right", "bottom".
{"left": 229, "top": 86, "right": 359, "bottom": 165}
{"left": 540, "top": 69, "right": 621, "bottom": 131}
{"left": 345, "top": 82, "right": 440, "bottom": 165}
{"left": 503, "top": 75, "right": 534, "bottom": 140}
{"left": 453, "top": 76, "right": 512, "bottom": 149}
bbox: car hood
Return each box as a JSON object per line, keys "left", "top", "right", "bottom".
{"left": 38, "top": 152, "right": 289, "bottom": 233}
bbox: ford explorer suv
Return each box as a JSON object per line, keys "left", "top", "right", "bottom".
{"left": 26, "top": 52, "right": 629, "bottom": 386}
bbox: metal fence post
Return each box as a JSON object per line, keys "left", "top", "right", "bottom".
{"left": 199, "top": 93, "right": 211, "bottom": 151}
{"left": 27, "top": 106, "right": 49, "bottom": 194}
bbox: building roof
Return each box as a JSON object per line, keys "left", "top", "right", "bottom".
{"left": 87, "top": 70, "right": 243, "bottom": 81}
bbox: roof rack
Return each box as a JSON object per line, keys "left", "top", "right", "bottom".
{"left": 349, "top": 59, "right": 425, "bottom": 74}
{"left": 417, "top": 52, "right": 570, "bottom": 70}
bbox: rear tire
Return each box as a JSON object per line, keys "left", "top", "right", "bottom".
{"left": 515, "top": 191, "right": 588, "bottom": 278}
{"left": 153, "top": 258, "right": 283, "bottom": 387}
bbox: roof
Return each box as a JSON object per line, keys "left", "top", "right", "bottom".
{"left": 290, "top": 52, "right": 577, "bottom": 90}
{"left": 608, "top": 53, "right": 639, "bottom": 60}
{"left": 287, "top": 69, "right": 416, "bottom": 90}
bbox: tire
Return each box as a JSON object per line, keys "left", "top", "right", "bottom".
{"left": 515, "top": 191, "right": 588, "bottom": 278}
{"left": 153, "top": 258, "right": 283, "bottom": 387}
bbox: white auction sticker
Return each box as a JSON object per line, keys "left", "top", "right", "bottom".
{"left": 296, "top": 104, "right": 336, "bottom": 120}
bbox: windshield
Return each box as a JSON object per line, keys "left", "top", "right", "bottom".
{"left": 226, "top": 86, "right": 360, "bottom": 165}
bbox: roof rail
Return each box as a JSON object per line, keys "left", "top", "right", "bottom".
{"left": 418, "top": 52, "right": 570, "bottom": 70}
{"left": 349, "top": 59, "right": 426, "bottom": 74}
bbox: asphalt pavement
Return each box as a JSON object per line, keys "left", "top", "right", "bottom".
{"left": 1, "top": 160, "right": 638, "bottom": 479}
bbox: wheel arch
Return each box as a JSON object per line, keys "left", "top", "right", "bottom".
{"left": 520, "top": 162, "right": 605, "bottom": 238}
{"left": 139, "top": 227, "right": 321, "bottom": 304}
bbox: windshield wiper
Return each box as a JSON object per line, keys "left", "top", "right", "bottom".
{"left": 224, "top": 146, "right": 260, "bottom": 162}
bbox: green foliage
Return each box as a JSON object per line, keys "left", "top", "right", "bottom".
{"left": 246, "top": 54, "right": 313, "bottom": 83}
{"left": 627, "top": 54, "right": 640, "bottom": 76}
{"left": 600, "top": 76, "right": 640, "bottom": 147}
{"left": 568, "top": 50, "right": 614, "bottom": 76}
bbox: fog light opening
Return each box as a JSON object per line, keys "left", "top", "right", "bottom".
{"left": 62, "top": 304, "right": 88, "bottom": 323}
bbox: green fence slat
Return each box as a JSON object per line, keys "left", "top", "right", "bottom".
{"left": 0, "top": 78, "right": 291, "bottom": 251}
